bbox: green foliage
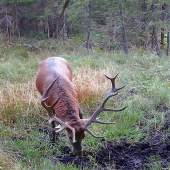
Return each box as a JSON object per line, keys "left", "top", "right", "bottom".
{"left": 0, "top": 0, "right": 170, "bottom": 53}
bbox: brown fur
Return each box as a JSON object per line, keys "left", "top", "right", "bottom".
{"left": 36, "top": 57, "right": 84, "bottom": 127}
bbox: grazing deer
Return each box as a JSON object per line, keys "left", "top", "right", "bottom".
{"left": 35, "top": 57, "right": 126, "bottom": 156}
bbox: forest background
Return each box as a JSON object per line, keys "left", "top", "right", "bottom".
{"left": 1, "top": 0, "right": 170, "bottom": 56}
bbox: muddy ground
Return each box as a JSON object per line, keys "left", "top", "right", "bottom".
{"left": 36, "top": 123, "right": 170, "bottom": 170}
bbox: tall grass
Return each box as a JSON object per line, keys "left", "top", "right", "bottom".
{"left": 0, "top": 151, "right": 22, "bottom": 170}
{"left": 73, "top": 65, "right": 117, "bottom": 109}
{"left": 0, "top": 81, "right": 42, "bottom": 125}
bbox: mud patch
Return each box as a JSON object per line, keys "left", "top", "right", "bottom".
{"left": 23, "top": 125, "right": 170, "bottom": 169}
{"left": 96, "top": 140, "right": 170, "bottom": 169}
{"left": 48, "top": 139, "right": 170, "bottom": 169}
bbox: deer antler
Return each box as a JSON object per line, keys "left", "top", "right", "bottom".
{"left": 83, "top": 74, "right": 127, "bottom": 138}
{"left": 41, "top": 77, "right": 76, "bottom": 143}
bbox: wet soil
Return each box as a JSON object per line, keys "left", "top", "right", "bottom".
{"left": 49, "top": 138, "right": 170, "bottom": 170}
{"left": 41, "top": 126, "right": 170, "bottom": 170}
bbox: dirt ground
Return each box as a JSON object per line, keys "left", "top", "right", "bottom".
{"left": 40, "top": 122, "right": 170, "bottom": 170}
{"left": 50, "top": 138, "right": 170, "bottom": 169}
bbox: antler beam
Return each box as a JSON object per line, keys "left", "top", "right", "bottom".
{"left": 83, "top": 74, "right": 127, "bottom": 138}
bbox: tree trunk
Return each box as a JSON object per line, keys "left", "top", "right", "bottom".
{"left": 108, "top": 13, "right": 115, "bottom": 50}
{"left": 62, "top": 13, "right": 66, "bottom": 46}
{"left": 120, "top": 0, "right": 128, "bottom": 55}
{"left": 18, "top": 17, "right": 25, "bottom": 36}
{"left": 152, "top": 27, "right": 162, "bottom": 57}
{"left": 86, "top": 0, "right": 92, "bottom": 50}
{"left": 160, "top": 4, "right": 166, "bottom": 47}
{"left": 15, "top": 3, "right": 21, "bottom": 42}
{"left": 36, "top": 20, "right": 38, "bottom": 31}
{"left": 48, "top": 17, "right": 54, "bottom": 38}
{"left": 141, "top": 0, "right": 147, "bottom": 48}
{"left": 111, "top": 13, "right": 115, "bottom": 42}
{"left": 7, "top": 26, "right": 11, "bottom": 45}
{"left": 166, "top": 32, "right": 169, "bottom": 56}
{"left": 6, "top": 2, "right": 12, "bottom": 45}
{"left": 46, "top": 18, "right": 50, "bottom": 39}
{"left": 55, "top": 15, "right": 59, "bottom": 39}
{"left": 160, "top": 28, "right": 164, "bottom": 47}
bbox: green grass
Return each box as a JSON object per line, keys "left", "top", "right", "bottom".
{"left": 0, "top": 38, "right": 170, "bottom": 169}
{"left": 145, "top": 155, "right": 168, "bottom": 170}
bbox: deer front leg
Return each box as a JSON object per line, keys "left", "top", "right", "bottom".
{"left": 51, "top": 121, "right": 57, "bottom": 143}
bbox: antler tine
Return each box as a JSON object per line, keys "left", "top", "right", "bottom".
{"left": 41, "top": 77, "right": 76, "bottom": 143}
{"left": 83, "top": 74, "right": 126, "bottom": 138}
{"left": 85, "top": 128, "right": 104, "bottom": 139}
{"left": 93, "top": 119, "right": 115, "bottom": 124}
{"left": 48, "top": 115, "right": 76, "bottom": 143}
{"left": 54, "top": 121, "right": 76, "bottom": 143}
{"left": 41, "top": 77, "right": 59, "bottom": 117}
{"left": 41, "top": 77, "right": 59, "bottom": 101}
{"left": 41, "top": 97, "right": 60, "bottom": 118}
{"left": 105, "top": 74, "right": 125, "bottom": 93}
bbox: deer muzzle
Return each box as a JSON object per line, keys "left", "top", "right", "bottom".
{"left": 72, "top": 141, "right": 83, "bottom": 156}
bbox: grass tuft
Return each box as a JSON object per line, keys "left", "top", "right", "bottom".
{"left": 0, "top": 152, "right": 21, "bottom": 170}
{"left": 0, "top": 82, "right": 43, "bottom": 125}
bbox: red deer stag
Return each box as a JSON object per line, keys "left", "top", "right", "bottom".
{"left": 35, "top": 57, "right": 126, "bottom": 156}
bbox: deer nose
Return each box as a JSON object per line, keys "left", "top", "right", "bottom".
{"left": 74, "top": 150, "right": 82, "bottom": 156}
{"left": 72, "top": 147, "right": 82, "bottom": 156}
{"left": 72, "top": 142, "right": 83, "bottom": 156}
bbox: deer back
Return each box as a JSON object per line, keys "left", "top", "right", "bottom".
{"left": 35, "top": 57, "right": 80, "bottom": 122}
